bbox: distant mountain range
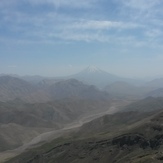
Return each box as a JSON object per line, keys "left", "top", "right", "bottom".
{"left": 49, "top": 79, "right": 109, "bottom": 100}
{"left": 2, "top": 66, "right": 163, "bottom": 103}
{"left": 36, "top": 66, "right": 145, "bottom": 88}
{"left": 2, "top": 66, "right": 163, "bottom": 90}
{"left": 69, "top": 66, "right": 125, "bottom": 88}
{"left": 0, "top": 76, "right": 109, "bottom": 103}
{"left": 2, "top": 66, "right": 163, "bottom": 89}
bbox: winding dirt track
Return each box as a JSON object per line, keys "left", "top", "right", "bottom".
{"left": 0, "top": 100, "right": 129, "bottom": 163}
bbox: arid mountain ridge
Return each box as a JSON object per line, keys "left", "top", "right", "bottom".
{"left": 1, "top": 66, "right": 163, "bottom": 102}
{"left": 0, "top": 75, "right": 109, "bottom": 103}
{"left": 0, "top": 74, "right": 112, "bottom": 153}
{"left": 6, "top": 98, "right": 163, "bottom": 163}
{"left": 1, "top": 67, "right": 163, "bottom": 162}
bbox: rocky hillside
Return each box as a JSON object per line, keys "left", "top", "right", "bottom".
{"left": 147, "top": 88, "right": 163, "bottom": 97}
{"left": 0, "top": 98, "right": 111, "bottom": 152}
{"left": 6, "top": 109, "right": 163, "bottom": 163}
{"left": 0, "top": 76, "right": 50, "bottom": 103}
{"left": 122, "top": 96, "right": 163, "bottom": 112}
{"left": 49, "top": 79, "right": 109, "bottom": 100}
{"left": 0, "top": 76, "right": 109, "bottom": 103}
{"left": 104, "top": 81, "right": 153, "bottom": 99}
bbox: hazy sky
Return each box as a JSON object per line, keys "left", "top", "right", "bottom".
{"left": 1, "top": 0, "right": 163, "bottom": 77}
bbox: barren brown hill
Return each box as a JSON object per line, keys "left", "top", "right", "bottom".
{"left": 49, "top": 79, "right": 109, "bottom": 100}
{"left": 5, "top": 97, "right": 163, "bottom": 163}
{"left": 0, "top": 76, "right": 50, "bottom": 103}
{"left": 0, "top": 76, "right": 110, "bottom": 102}
{"left": 0, "top": 97, "right": 111, "bottom": 152}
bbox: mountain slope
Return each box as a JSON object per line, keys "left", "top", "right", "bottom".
{"left": 77, "top": 111, "right": 155, "bottom": 137}
{"left": 40, "top": 66, "right": 144, "bottom": 88}
{"left": 0, "top": 124, "right": 52, "bottom": 152}
{"left": 147, "top": 88, "right": 163, "bottom": 97}
{"left": 145, "top": 78, "right": 163, "bottom": 88}
{"left": 0, "top": 76, "right": 51, "bottom": 103}
{"left": 0, "top": 99, "right": 111, "bottom": 128}
{"left": 7, "top": 109, "right": 163, "bottom": 163}
{"left": 49, "top": 79, "right": 109, "bottom": 100}
{"left": 0, "top": 76, "right": 109, "bottom": 102}
{"left": 122, "top": 97, "right": 163, "bottom": 112}
{"left": 105, "top": 81, "right": 156, "bottom": 99}
{"left": 70, "top": 66, "right": 145, "bottom": 87}
{"left": 5, "top": 97, "right": 163, "bottom": 163}
{"left": 69, "top": 66, "right": 129, "bottom": 88}
{"left": 0, "top": 76, "right": 36, "bottom": 100}
{"left": 0, "top": 98, "right": 111, "bottom": 152}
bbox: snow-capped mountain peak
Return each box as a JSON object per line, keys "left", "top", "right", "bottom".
{"left": 86, "top": 66, "right": 102, "bottom": 73}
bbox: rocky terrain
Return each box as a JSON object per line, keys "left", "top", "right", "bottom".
{"left": 2, "top": 72, "right": 163, "bottom": 163}
{"left": 6, "top": 109, "right": 163, "bottom": 163}
{"left": 4, "top": 95, "right": 163, "bottom": 163}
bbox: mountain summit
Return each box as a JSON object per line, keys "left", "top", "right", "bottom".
{"left": 84, "top": 66, "right": 102, "bottom": 73}
{"left": 69, "top": 66, "right": 123, "bottom": 88}
{"left": 39, "top": 66, "right": 144, "bottom": 89}
{"left": 69, "top": 66, "right": 143, "bottom": 88}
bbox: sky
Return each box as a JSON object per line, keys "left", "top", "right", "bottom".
{"left": 1, "top": 0, "right": 163, "bottom": 78}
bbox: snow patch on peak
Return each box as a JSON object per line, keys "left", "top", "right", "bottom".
{"left": 86, "top": 66, "right": 101, "bottom": 73}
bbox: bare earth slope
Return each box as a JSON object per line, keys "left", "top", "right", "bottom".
{"left": 5, "top": 111, "right": 163, "bottom": 163}
{"left": 5, "top": 99, "right": 163, "bottom": 163}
